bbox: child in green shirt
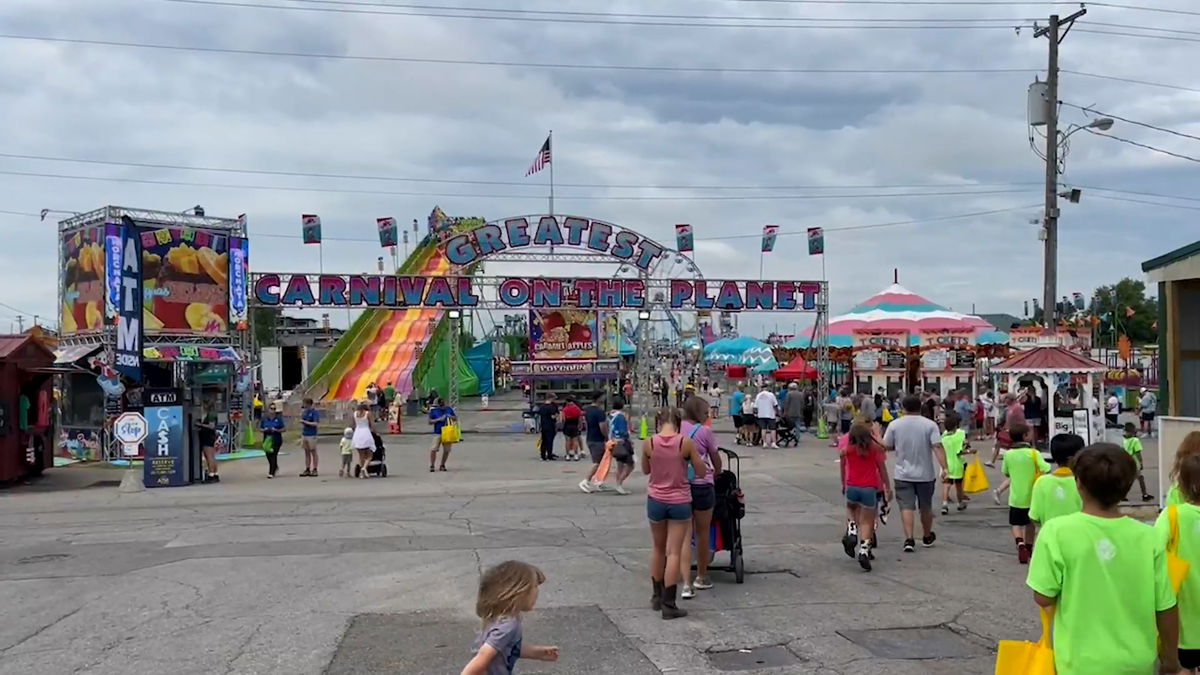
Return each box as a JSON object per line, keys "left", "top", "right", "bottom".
{"left": 1027, "top": 443, "right": 1182, "bottom": 675}
{"left": 1122, "top": 422, "right": 1154, "bottom": 502}
{"left": 1156, "top": 447, "right": 1200, "bottom": 671}
{"left": 1165, "top": 430, "right": 1200, "bottom": 507}
{"left": 1001, "top": 423, "right": 1051, "bottom": 564}
{"left": 940, "top": 412, "right": 972, "bottom": 515}
{"left": 1029, "top": 433, "right": 1083, "bottom": 526}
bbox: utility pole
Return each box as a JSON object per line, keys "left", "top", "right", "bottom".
{"left": 1034, "top": 8, "right": 1085, "bottom": 330}
{"left": 15, "top": 316, "right": 24, "bottom": 332}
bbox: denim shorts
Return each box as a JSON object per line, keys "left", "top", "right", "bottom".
{"left": 844, "top": 485, "right": 878, "bottom": 508}
{"left": 647, "top": 496, "right": 692, "bottom": 522}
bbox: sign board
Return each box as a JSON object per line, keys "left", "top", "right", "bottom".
{"left": 114, "top": 411, "right": 148, "bottom": 458}
{"left": 252, "top": 274, "right": 823, "bottom": 312}
{"left": 511, "top": 359, "right": 622, "bottom": 378}
{"left": 114, "top": 219, "right": 144, "bottom": 381}
{"left": 1072, "top": 408, "right": 1092, "bottom": 445}
{"left": 530, "top": 309, "right": 598, "bottom": 360}
{"left": 143, "top": 389, "right": 187, "bottom": 488}
{"left": 852, "top": 330, "right": 908, "bottom": 371}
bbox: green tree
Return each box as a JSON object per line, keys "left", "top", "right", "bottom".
{"left": 1091, "top": 278, "right": 1158, "bottom": 345}
{"left": 250, "top": 307, "right": 278, "bottom": 348}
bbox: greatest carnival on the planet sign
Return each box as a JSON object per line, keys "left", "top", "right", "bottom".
{"left": 251, "top": 215, "right": 824, "bottom": 312}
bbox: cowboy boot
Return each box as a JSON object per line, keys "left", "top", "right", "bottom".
{"left": 650, "top": 578, "right": 663, "bottom": 611}
{"left": 661, "top": 584, "right": 688, "bottom": 620}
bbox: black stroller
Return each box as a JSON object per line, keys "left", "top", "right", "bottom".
{"left": 361, "top": 432, "right": 388, "bottom": 477}
{"left": 776, "top": 417, "right": 800, "bottom": 447}
{"left": 702, "top": 448, "right": 746, "bottom": 583}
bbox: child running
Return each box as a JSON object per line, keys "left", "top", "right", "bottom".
{"left": 840, "top": 421, "right": 892, "bottom": 571}
{"left": 1156, "top": 442, "right": 1200, "bottom": 671}
{"left": 940, "top": 412, "right": 973, "bottom": 515}
{"left": 337, "top": 428, "right": 354, "bottom": 478}
{"left": 1027, "top": 443, "right": 1183, "bottom": 675}
{"left": 1029, "top": 433, "right": 1084, "bottom": 526}
{"left": 1123, "top": 422, "right": 1155, "bottom": 502}
{"left": 461, "top": 561, "right": 559, "bottom": 675}
{"left": 1001, "top": 423, "right": 1051, "bottom": 564}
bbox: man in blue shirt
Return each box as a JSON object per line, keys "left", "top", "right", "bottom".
{"left": 730, "top": 384, "right": 745, "bottom": 439}
{"left": 260, "top": 407, "right": 284, "bottom": 478}
{"left": 607, "top": 399, "right": 634, "bottom": 495}
{"left": 579, "top": 393, "right": 610, "bottom": 493}
{"left": 428, "top": 397, "right": 457, "bottom": 472}
{"left": 300, "top": 397, "right": 320, "bottom": 477}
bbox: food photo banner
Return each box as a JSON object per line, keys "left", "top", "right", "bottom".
{"left": 251, "top": 274, "right": 824, "bottom": 312}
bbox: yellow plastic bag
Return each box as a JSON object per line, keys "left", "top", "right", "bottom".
{"left": 440, "top": 421, "right": 461, "bottom": 444}
{"left": 963, "top": 457, "right": 990, "bottom": 494}
{"left": 995, "top": 608, "right": 1055, "bottom": 675}
{"left": 1167, "top": 505, "right": 1191, "bottom": 593}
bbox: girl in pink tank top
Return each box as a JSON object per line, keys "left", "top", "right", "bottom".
{"left": 643, "top": 407, "right": 707, "bottom": 621}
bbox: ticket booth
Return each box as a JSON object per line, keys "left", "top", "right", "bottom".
{"left": 851, "top": 330, "right": 909, "bottom": 396}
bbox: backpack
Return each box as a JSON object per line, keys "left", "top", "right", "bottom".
{"left": 686, "top": 425, "right": 703, "bottom": 482}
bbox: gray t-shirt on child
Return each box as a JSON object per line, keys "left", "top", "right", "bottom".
{"left": 883, "top": 414, "right": 942, "bottom": 483}
{"left": 471, "top": 617, "right": 523, "bottom": 675}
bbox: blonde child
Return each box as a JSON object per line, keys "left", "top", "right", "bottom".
{"left": 1156, "top": 444, "right": 1200, "bottom": 671}
{"left": 1028, "top": 443, "right": 1183, "bottom": 674}
{"left": 940, "top": 412, "right": 973, "bottom": 515}
{"left": 461, "top": 561, "right": 559, "bottom": 675}
{"left": 1123, "top": 422, "right": 1155, "bottom": 502}
{"left": 1167, "top": 431, "right": 1200, "bottom": 506}
{"left": 1001, "top": 423, "right": 1050, "bottom": 564}
{"left": 338, "top": 428, "right": 354, "bottom": 478}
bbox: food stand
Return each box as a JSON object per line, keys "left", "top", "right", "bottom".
{"left": 918, "top": 329, "right": 978, "bottom": 397}
{"left": 0, "top": 334, "right": 55, "bottom": 481}
{"left": 851, "top": 330, "right": 909, "bottom": 395}
{"left": 990, "top": 346, "right": 1108, "bottom": 445}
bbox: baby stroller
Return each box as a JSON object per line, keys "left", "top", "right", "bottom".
{"left": 705, "top": 448, "right": 746, "bottom": 583}
{"left": 776, "top": 417, "right": 800, "bottom": 447}
{"left": 365, "top": 432, "right": 388, "bottom": 477}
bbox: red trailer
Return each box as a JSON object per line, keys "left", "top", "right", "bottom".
{"left": 0, "top": 334, "right": 55, "bottom": 482}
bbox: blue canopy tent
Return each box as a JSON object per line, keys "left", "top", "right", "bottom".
{"left": 466, "top": 342, "right": 495, "bottom": 396}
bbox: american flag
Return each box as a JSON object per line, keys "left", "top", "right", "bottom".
{"left": 525, "top": 135, "right": 552, "bottom": 177}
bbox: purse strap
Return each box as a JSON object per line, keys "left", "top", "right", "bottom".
{"left": 1168, "top": 505, "right": 1181, "bottom": 554}
{"left": 1037, "top": 607, "right": 1054, "bottom": 648}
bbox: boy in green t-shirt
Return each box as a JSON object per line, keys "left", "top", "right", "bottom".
{"left": 1156, "top": 449, "right": 1200, "bottom": 671}
{"left": 1030, "top": 433, "right": 1084, "bottom": 527}
{"left": 1001, "top": 423, "right": 1052, "bottom": 564}
{"left": 1027, "top": 443, "right": 1182, "bottom": 675}
{"left": 940, "top": 412, "right": 973, "bottom": 515}
{"left": 1123, "top": 422, "right": 1155, "bottom": 502}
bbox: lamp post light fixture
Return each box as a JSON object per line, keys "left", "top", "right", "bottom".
{"left": 637, "top": 310, "right": 651, "bottom": 321}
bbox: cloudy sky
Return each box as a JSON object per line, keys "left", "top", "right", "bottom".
{"left": 1, "top": 0, "right": 1198, "bottom": 338}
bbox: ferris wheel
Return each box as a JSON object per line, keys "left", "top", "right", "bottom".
{"left": 613, "top": 248, "right": 704, "bottom": 345}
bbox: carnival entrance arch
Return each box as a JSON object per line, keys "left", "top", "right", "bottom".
{"left": 252, "top": 212, "right": 831, "bottom": 410}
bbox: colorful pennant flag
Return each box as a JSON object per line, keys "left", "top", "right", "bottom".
{"left": 761, "top": 225, "right": 779, "bottom": 253}
{"left": 1152, "top": 320, "right": 1158, "bottom": 331}
{"left": 1126, "top": 306, "right": 1136, "bottom": 318}
{"left": 377, "top": 216, "right": 398, "bottom": 248}
{"left": 301, "top": 214, "right": 322, "bottom": 244}
{"left": 1072, "top": 291, "right": 1084, "bottom": 310}
{"left": 675, "top": 224, "right": 694, "bottom": 252}
{"left": 236, "top": 213, "right": 247, "bottom": 228}
{"left": 807, "top": 227, "right": 824, "bottom": 255}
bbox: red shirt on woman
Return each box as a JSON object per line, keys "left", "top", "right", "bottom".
{"left": 562, "top": 402, "right": 582, "bottom": 420}
{"left": 841, "top": 441, "right": 886, "bottom": 490}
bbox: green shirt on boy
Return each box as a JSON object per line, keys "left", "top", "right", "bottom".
{"left": 1002, "top": 446, "right": 1051, "bottom": 509}
{"left": 1029, "top": 468, "right": 1082, "bottom": 524}
{"left": 1167, "top": 484, "right": 1183, "bottom": 506}
{"left": 941, "top": 429, "right": 967, "bottom": 480}
{"left": 1155, "top": 503, "right": 1200, "bottom": 650}
{"left": 1123, "top": 436, "right": 1144, "bottom": 466}
{"left": 1027, "top": 513, "right": 1176, "bottom": 675}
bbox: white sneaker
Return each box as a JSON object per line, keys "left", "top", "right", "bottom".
{"left": 992, "top": 489, "right": 1002, "bottom": 505}
{"left": 693, "top": 576, "right": 713, "bottom": 590}
{"left": 614, "top": 485, "right": 629, "bottom": 495}
{"left": 578, "top": 479, "right": 593, "bottom": 494}
{"left": 770, "top": 443, "right": 780, "bottom": 449}
{"left": 681, "top": 584, "right": 695, "bottom": 599}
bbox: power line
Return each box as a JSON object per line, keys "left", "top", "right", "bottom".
{"left": 1087, "top": 194, "right": 1200, "bottom": 212}
{"left": 160, "top": 0, "right": 1037, "bottom": 29}
{"left": 640, "top": 0, "right": 1200, "bottom": 14}
{"left": 1076, "top": 185, "right": 1200, "bottom": 204}
{"left": 202, "top": 0, "right": 1042, "bottom": 23}
{"left": 1084, "top": 130, "right": 1200, "bottom": 164}
{"left": 0, "top": 34, "right": 1041, "bottom": 76}
{"left": 1086, "top": 21, "right": 1200, "bottom": 37}
{"left": 1062, "top": 70, "right": 1200, "bottom": 95}
{"left": 1076, "top": 28, "right": 1200, "bottom": 43}
{"left": 0, "top": 168, "right": 1037, "bottom": 201}
{"left": 1060, "top": 102, "right": 1200, "bottom": 144}
{"left": 1089, "top": 2, "right": 1200, "bottom": 18}
{"left": 0, "top": 150, "right": 1044, "bottom": 191}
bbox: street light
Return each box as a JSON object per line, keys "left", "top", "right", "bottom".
{"left": 447, "top": 309, "right": 462, "bottom": 320}
{"left": 637, "top": 310, "right": 651, "bottom": 321}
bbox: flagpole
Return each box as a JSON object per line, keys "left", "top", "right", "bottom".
{"left": 548, "top": 130, "right": 555, "bottom": 216}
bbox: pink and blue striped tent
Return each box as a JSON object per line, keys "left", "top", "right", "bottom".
{"left": 785, "top": 283, "right": 1003, "bottom": 348}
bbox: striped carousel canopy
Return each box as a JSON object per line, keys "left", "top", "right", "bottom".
{"left": 785, "top": 283, "right": 997, "bottom": 349}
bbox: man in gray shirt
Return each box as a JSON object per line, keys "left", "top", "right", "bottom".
{"left": 953, "top": 390, "right": 974, "bottom": 437}
{"left": 883, "top": 394, "right": 948, "bottom": 553}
